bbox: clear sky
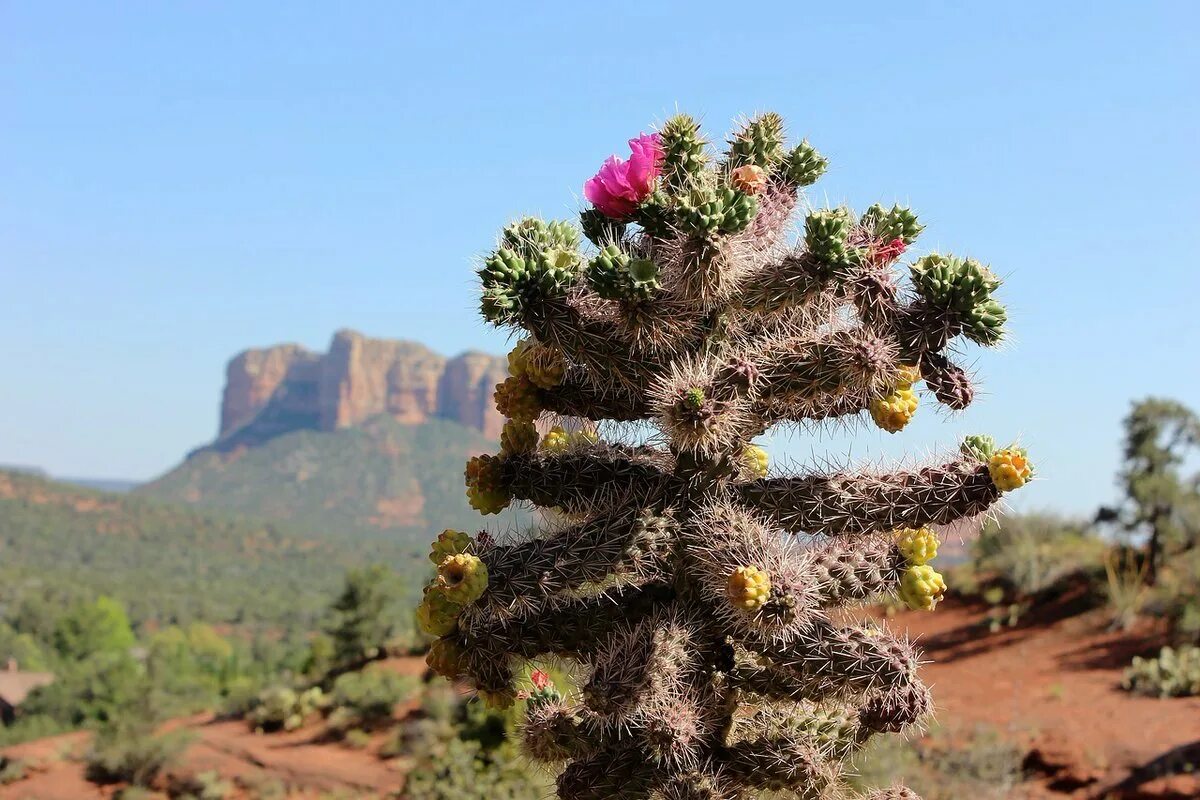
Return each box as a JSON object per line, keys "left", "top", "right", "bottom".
{"left": 2, "top": 1, "right": 1197, "bottom": 516}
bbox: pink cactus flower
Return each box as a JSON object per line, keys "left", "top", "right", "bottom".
{"left": 583, "top": 133, "right": 664, "bottom": 219}
{"left": 530, "top": 669, "right": 553, "bottom": 691}
{"left": 874, "top": 237, "right": 907, "bottom": 265}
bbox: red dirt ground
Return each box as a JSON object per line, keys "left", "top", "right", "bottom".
{"left": 884, "top": 591, "right": 1200, "bottom": 800}
{"left": 1, "top": 611, "right": 1197, "bottom": 799}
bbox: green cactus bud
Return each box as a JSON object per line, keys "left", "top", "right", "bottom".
{"left": 960, "top": 434, "right": 997, "bottom": 461}
{"left": 805, "top": 208, "right": 856, "bottom": 265}
{"left": 684, "top": 387, "right": 706, "bottom": 410}
{"left": 660, "top": 113, "right": 708, "bottom": 191}
{"left": 502, "top": 216, "right": 579, "bottom": 259}
{"left": 727, "top": 112, "right": 786, "bottom": 170}
{"left": 632, "top": 190, "right": 677, "bottom": 239}
{"left": 863, "top": 203, "right": 924, "bottom": 244}
{"left": 579, "top": 207, "right": 627, "bottom": 246}
{"left": 963, "top": 298, "right": 1008, "bottom": 345}
{"left": 679, "top": 187, "right": 758, "bottom": 236}
{"left": 784, "top": 140, "right": 828, "bottom": 187}
{"left": 587, "top": 244, "right": 630, "bottom": 300}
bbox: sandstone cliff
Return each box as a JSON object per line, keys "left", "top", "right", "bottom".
{"left": 216, "top": 330, "right": 506, "bottom": 448}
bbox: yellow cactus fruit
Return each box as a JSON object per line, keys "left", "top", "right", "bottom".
{"left": 895, "top": 527, "right": 939, "bottom": 566}
{"left": 500, "top": 419, "right": 539, "bottom": 456}
{"left": 425, "top": 637, "right": 465, "bottom": 679}
{"left": 429, "top": 529, "right": 472, "bottom": 565}
{"left": 479, "top": 687, "right": 516, "bottom": 710}
{"left": 870, "top": 388, "right": 919, "bottom": 433}
{"left": 895, "top": 363, "right": 922, "bottom": 390}
{"left": 730, "top": 164, "right": 768, "bottom": 195}
{"left": 508, "top": 339, "right": 566, "bottom": 390}
{"left": 541, "top": 425, "right": 571, "bottom": 453}
{"left": 726, "top": 566, "right": 772, "bottom": 612}
{"left": 739, "top": 445, "right": 769, "bottom": 479}
{"left": 416, "top": 588, "right": 462, "bottom": 637}
{"left": 494, "top": 375, "right": 542, "bottom": 423}
{"left": 436, "top": 553, "right": 489, "bottom": 606}
{"left": 989, "top": 448, "right": 1033, "bottom": 492}
{"left": 898, "top": 565, "right": 947, "bottom": 611}
{"left": 507, "top": 339, "right": 532, "bottom": 377}
{"left": 465, "top": 454, "right": 511, "bottom": 515}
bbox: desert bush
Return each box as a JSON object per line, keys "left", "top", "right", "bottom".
{"left": 245, "top": 685, "right": 326, "bottom": 732}
{"left": 1104, "top": 547, "right": 1150, "bottom": 630}
{"left": 342, "top": 728, "right": 372, "bottom": 750}
{"left": 1148, "top": 548, "right": 1200, "bottom": 644}
{"left": 0, "top": 756, "right": 26, "bottom": 785}
{"left": 850, "top": 723, "right": 1026, "bottom": 800}
{"left": 405, "top": 736, "right": 550, "bottom": 800}
{"left": 1122, "top": 645, "right": 1200, "bottom": 698}
{"left": 85, "top": 721, "right": 191, "bottom": 787}
{"left": 171, "top": 769, "right": 232, "bottom": 800}
{"left": 325, "top": 668, "right": 416, "bottom": 732}
{"left": 973, "top": 513, "right": 1103, "bottom": 597}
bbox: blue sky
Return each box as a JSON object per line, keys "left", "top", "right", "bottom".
{"left": 2, "top": 1, "right": 1197, "bottom": 515}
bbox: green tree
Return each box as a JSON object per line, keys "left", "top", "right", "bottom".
{"left": 1099, "top": 397, "right": 1200, "bottom": 584}
{"left": 325, "top": 565, "right": 401, "bottom": 669}
{"left": 52, "top": 596, "right": 136, "bottom": 661}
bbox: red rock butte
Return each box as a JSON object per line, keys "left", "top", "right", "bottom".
{"left": 218, "top": 329, "right": 507, "bottom": 447}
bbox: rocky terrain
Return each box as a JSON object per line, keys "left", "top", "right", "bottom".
{"left": 217, "top": 330, "right": 507, "bottom": 452}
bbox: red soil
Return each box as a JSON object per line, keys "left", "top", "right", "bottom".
{"left": 887, "top": 591, "right": 1200, "bottom": 799}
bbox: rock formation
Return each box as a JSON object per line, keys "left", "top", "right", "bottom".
{"left": 216, "top": 329, "right": 506, "bottom": 449}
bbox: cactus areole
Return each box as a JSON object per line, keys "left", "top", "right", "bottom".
{"left": 417, "top": 112, "right": 1033, "bottom": 800}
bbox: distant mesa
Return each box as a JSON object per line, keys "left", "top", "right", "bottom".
{"left": 214, "top": 329, "right": 507, "bottom": 453}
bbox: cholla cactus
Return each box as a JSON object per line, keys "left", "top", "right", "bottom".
{"left": 418, "top": 111, "right": 1034, "bottom": 800}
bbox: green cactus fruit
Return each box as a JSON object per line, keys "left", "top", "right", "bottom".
{"left": 580, "top": 207, "right": 627, "bottom": 246}
{"left": 805, "top": 209, "right": 855, "bottom": 265}
{"left": 478, "top": 247, "right": 527, "bottom": 288}
{"left": 784, "top": 140, "right": 829, "bottom": 187}
{"left": 660, "top": 113, "right": 708, "bottom": 191}
{"left": 960, "top": 434, "right": 997, "bottom": 461}
{"left": 680, "top": 187, "right": 758, "bottom": 235}
{"left": 416, "top": 587, "right": 462, "bottom": 637}
{"left": 963, "top": 298, "right": 1008, "bottom": 345}
{"left": 502, "top": 216, "right": 579, "bottom": 260}
{"left": 863, "top": 203, "right": 924, "bottom": 244}
{"left": 430, "top": 529, "right": 472, "bottom": 564}
{"left": 727, "top": 112, "right": 786, "bottom": 170}
{"left": 632, "top": 190, "right": 678, "bottom": 239}
{"left": 587, "top": 244, "right": 631, "bottom": 300}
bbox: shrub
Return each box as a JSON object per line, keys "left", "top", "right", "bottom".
{"left": 326, "top": 668, "right": 416, "bottom": 732}
{"left": 85, "top": 721, "right": 191, "bottom": 787}
{"left": 1122, "top": 645, "right": 1200, "bottom": 698}
{"left": 0, "top": 756, "right": 26, "bottom": 785}
{"left": 171, "top": 769, "right": 232, "bottom": 800}
{"left": 246, "top": 685, "right": 326, "bottom": 732}
{"left": 405, "top": 737, "right": 550, "bottom": 800}
{"left": 343, "top": 728, "right": 372, "bottom": 750}
{"left": 973, "top": 513, "right": 1103, "bottom": 597}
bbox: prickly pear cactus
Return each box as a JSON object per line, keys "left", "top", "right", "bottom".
{"left": 417, "top": 112, "right": 1033, "bottom": 800}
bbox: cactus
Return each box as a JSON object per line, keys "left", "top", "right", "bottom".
{"left": 421, "top": 111, "right": 1034, "bottom": 800}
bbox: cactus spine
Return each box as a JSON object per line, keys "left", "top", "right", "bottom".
{"left": 419, "top": 111, "right": 1032, "bottom": 800}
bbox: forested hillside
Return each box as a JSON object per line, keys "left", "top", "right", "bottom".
{"left": 0, "top": 469, "right": 427, "bottom": 631}
{"left": 139, "top": 415, "right": 523, "bottom": 540}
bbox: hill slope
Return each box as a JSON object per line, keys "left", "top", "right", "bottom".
{"left": 138, "top": 415, "right": 520, "bottom": 540}
{"left": 0, "top": 469, "right": 426, "bottom": 630}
